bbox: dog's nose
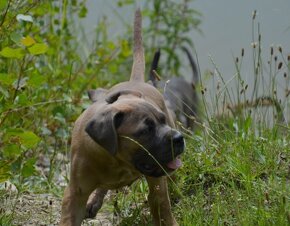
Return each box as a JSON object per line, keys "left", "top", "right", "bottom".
{"left": 172, "top": 132, "right": 185, "bottom": 151}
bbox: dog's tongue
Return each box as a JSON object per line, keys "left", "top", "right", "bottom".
{"left": 167, "top": 158, "right": 182, "bottom": 170}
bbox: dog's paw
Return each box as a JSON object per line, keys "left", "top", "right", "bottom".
{"left": 85, "top": 202, "right": 100, "bottom": 219}
{"left": 85, "top": 189, "right": 108, "bottom": 219}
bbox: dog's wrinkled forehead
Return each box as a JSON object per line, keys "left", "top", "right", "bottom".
{"left": 113, "top": 98, "right": 166, "bottom": 122}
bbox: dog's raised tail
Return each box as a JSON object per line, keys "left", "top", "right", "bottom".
{"left": 181, "top": 46, "right": 199, "bottom": 84}
{"left": 130, "top": 9, "right": 145, "bottom": 82}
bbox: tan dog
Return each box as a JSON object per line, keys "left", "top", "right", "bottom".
{"left": 60, "top": 9, "right": 185, "bottom": 226}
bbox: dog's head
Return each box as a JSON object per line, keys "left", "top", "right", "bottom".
{"left": 85, "top": 90, "right": 185, "bottom": 177}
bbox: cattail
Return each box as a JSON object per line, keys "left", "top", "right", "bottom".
{"left": 270, "top": 47, "right": 273, "bottom": 56}
{"left": 236, "top": 57, "right": 239, "bottom": 63}
{"left": 287, "top": 55, "right": 290, "bottom": 61}
{"left": 240, "top": 89, "right": 244, "bottom": 94}
{"left": 217, "top": 82, "right": 220, "bottom": 90}
{"left": 278, "top": 62, "right": 283, "bottom": 70}
{"left": 245, "top": 84, "right": 248, "bottom": 90}
{"left": 258, "top": 34, "right": 261, "bottom": 42}
{"left": 273, "top": 90, "right": 277, "bottom": 95}
{"left": 274, "top": 56, "right": 277, "bottom": 62}
{"left": 252, "top": 10, "right": 257, "bottom": 20}
{"left": 241, "top": 48, "right": 244, "bottom": 57}
{"left": 286, "top": 89, "right": 290, "bottom": 97}
{"left": 284, "top": 73, "right": 287, "bottom": 78}
{"left": 278, "top": 46, "right": 282, "bottom": 53}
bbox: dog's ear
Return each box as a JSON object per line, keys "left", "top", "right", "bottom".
{"left": 85, "top": 110, "right": 124, "bottom": 155}
{"left": 106, "top": 90, "right": 142, "bottom": 104}
{"left": 87, "top": 88, "right": 107, "bottom": 102}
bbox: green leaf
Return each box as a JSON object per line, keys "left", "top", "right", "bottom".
{"left": 28, "top": 43, "right": 48, "bottom": 55}
{"left": 28, "top": 73, "right": 46, "bottom": 88}
{"left": 0, "top": 73, "right": 14, "bottom": 86}
{"left": 78, "top": 4, "right": 87, "bottom": 18}
{"left": 5, "top": 128, "right": 24, "bottom": 136}
{"left": 0, "top": 47, "right": 25, "bottom": 58}
{"left": 3, "top": 144, "right": 22, "bottom": 158}
{"left": 5, "top": 129, "right": 40, "bottom": 149}
{"left": 120, "top": 40, "right": 131, "bottom": 57}
{"left": 0, "top": 85, "right": 9, "bottom": 98}
{"left": 10, "top": 32, "right": 23, "bottom": 45}
{"left": 17, "top": 93, "right": 30, "bottom": 106}
{"left": 0, "top": 0, "right": 7, "bottom": 11}
{"left": 0, "top": 164, "right": 11, "bottom": 183}
{"left": 21, "top": 158, "right": 36, "bottom": 178}
{"left": 18, "top": 131, "right": 40, "bottom": 149}
{"left": 21, "top": 36, "right": 36, "bottom": 47}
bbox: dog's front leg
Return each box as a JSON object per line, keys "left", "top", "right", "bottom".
{"left": 85, "top": 188, "right": 108, "bottom": 218}
{"left": 60, "top": 184, "right": 91, "bottom": 226}
{"left": 146, "top": 176, "right": 178, "bottom": 226}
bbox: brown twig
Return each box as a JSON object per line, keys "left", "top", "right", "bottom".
{"left": 0, "top": 0, "right": 11, "bottom": 27}
{"left": 12, "top": 57, "right": 26, "bottom": 102}
{"left": 152, "top": 70, "right": 161, "bottom": 81}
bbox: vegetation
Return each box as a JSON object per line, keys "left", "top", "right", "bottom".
{"left": 0, "top": 0, "right": 289, "bottom": 225}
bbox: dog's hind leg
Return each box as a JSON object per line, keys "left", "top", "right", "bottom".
{"left": 85, "top": 188, "right": 108, "bottom": 218}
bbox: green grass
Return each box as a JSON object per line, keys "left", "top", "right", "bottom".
{"left": 175, "top": 127, "right": 289, "bottom": 226}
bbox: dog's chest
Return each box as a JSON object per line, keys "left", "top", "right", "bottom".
{"left": 98, "top": 167, "right": 141, "bottom": 189}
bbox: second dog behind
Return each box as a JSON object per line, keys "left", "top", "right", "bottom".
{"left": 149, "top": 47, "right": 199, "bottom": 130}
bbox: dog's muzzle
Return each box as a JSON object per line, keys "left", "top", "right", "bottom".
{"left": 165, "top": 131, "right": 185, "bottom": 170}
{"left": 133, "top": 129, "right": 185, "bottom": 177}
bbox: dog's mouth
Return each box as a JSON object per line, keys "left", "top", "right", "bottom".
{"left": 134, "top": 155, "right": 183, "bottom": 177}
{"left": 166, "top": 156, "right": 182, "bottom": 170}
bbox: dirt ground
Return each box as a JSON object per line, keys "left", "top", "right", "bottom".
{"left": 4, "top": 192, "right": 115, "bottom": 226}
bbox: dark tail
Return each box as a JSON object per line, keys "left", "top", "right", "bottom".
{"left": 181, "top": 46, "right": 199, "bottom": 84}
{"left": 149, "top": 49, "right": 161, "bottom": 87}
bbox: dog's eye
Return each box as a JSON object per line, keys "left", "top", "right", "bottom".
{"left": 114, "top": 112, "right": 125, "bottom": 128}
{"left": 138, "top": 118, "right": 155, "bottom": 135}
{"left": 159, "top": 114, "right": 166, "bottom": 124}
{"left": 145, "top": 118, "right": 155, "bottom": 130}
